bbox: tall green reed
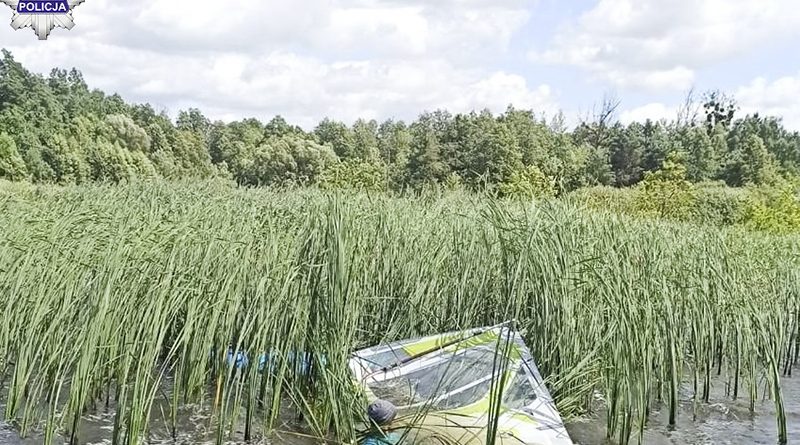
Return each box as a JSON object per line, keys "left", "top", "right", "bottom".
{"left": 0, "top": 180, "right": 797, "bottom": 444}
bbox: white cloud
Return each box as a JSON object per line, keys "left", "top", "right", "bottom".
{"left": 465, "top": 73, "right": 557, "bottom": 115}
{"left": 3, "top": 41, "right": 557, "bottom": 129}
{"left": 620, "top": 103, "right": 676, "bottom": 124}
{"left": 0, "top": 0, "right": 547, "bottom": 127}
{"left": 736, "top": 73, "right": 800, "bottom": 130}
{"left": 536, "top": 0, "right": 800, "bottom": 91}
{"left": 602, "top": 67, "right": 694, "bottom": 91}
{"left": 617, "top": 73, "right": 800, "bottom": 131}
{"left": 323, "top": 7, "right": 431, "bottom": 56}
{"left": 57, "top": 0, "right": 530, "bottom": 61}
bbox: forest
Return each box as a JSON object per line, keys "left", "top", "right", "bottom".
{"left": 1, "top": 49, "right": 799, "bottom": 232}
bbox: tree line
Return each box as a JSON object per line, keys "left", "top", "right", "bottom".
{"left": 1, "top": 49, "right": 799, "bottom": 195}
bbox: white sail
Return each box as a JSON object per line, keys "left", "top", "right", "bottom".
{"left": 350, "top": 324, "right": 574, "bottom": 445}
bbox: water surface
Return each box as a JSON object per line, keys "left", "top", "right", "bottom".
{"left": 2, "top": 374, "right": 798, "bottom": 444}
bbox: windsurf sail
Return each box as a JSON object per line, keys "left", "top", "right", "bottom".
{"left": 349, "top": 323, "right": 573, "bottom": 445}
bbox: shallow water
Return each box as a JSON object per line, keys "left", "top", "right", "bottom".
{"left": 2, "top": 374, "right": 798, "bottom": 444}
{"left": 566, "top": 372, "right": 800, "bottom": 445}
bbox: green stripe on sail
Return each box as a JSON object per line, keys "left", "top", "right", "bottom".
{"left": 401, "top": 330, "right": 501, "bottom": 356}
{"left": 437, "top": 330, "right": 525, "bottom": 362}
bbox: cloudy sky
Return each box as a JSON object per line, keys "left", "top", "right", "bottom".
{"left": 1, "top": 0, "right": 799, "bottom": 129}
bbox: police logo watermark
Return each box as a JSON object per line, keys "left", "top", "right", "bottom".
{"left": 1, "top": 0, "right": 85, "bottom": 40}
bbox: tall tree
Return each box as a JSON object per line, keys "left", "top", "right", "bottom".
{"left": 406, "top": 126, "right": 448, "bottom": 188}
{"left": 176, "top": 108, "right": 211, "bottom": 138}
{"left": 640, "top": 120, "right": 670, "bottom": 173}
{"left": 315, "top": 119, "right": 356, "bottom": 160}
{"left": 723, "top": 133, "right": 779, "bottom": 186}
{"left": 608, "top": 124, "right": 644, "bottom": 186}
{"left": 377, "top": 119, "right": 412, "bottom": 187}
{"left": 351, "top": 119, "right": 381, "bottom": 163}
{"left": 680, "top": 126, "right": 718, "bottom": 182}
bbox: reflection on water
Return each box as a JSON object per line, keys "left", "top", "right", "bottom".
{"left": 2, "top": 374, "right": 798, "bottom": 444}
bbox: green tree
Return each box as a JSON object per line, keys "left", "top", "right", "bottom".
{"left": 453, "top": 111, "right": 522, "bottom": 187}
{"left": 351, "top": 119, "right": 381, "bottom": 163}
{"left": 730, "top": 115, "right": 799, "bottom": 177}
{"left": 556, "top": 142, "right": 592, "bottom": 191}
{"left": 709, "top": 124, "right": 728, "bottom": 178}
{"left": 377, "top": 120, "right": 410, "bottom": 165}
{"left": 315, "top": 119, "right": 357, "bottom": 160}
{"left": 500, "top": 106, "right": 589, "bottom": 192}
{"left": 680, "top": 126, "right": 718, "bottom": 182}
{"left": 640, "top": 120, "right": 671, "bottom": 173}
{"left": 170, "top": 130, "right": 213, "bottom": 178}
{"left": 3, "top": 48, "right": 800, "bottom": 193}
{"left": 176, "top": 108, "right": 211, "bottom": 138}
{"left": 208, "top": 119, "right": 263, "bottom": 176}
{"left": 22, "top": 145, "right": 55, "bottom": 182}
{"left": 406, "top": 126, "right": 448, "bottom": 188}
{"left": 0, "top": 133, "right": 26, "bottom": 180}
{"left": 103, "top": 114, "right": 151, "bottom": 153}
{"left": 582, "top": 146, "right": 614, "bottom": 186}
{"left": 500, "top": 107, "right": 550, "bottom": 168}
{"left": 377, "top": 120, "right": 412, "bottom": 189}
{"left": 573, "top": 118, "right": 616, "bottom": 187}
{"left": 609, "top": 124, "right": 644, "bottom": 186}
{"left": 41, "top": 134, "right": 90, "bottom": 183}
{"left": 636, "top": 151, "right": 697, "bottom": 220}
{"left": 264, "top": 115, "right": 303, "bottom": 138}
{"left": 499, "top": 165, "right": 556, "bottom": 199}
{"left": 319, "top": 160, "right": 387, "bottom": 191}
{"left": 150, "top": 149, "right": 179, "bottom": 179}
{"left": 723, "top": 133, "right": 779, "bottom": 186}
{"left": 128, "top": 150, "right": 158, "bottom": 178}
{"left": 743, "top": 181, "right": 800, "bottom": 234}
{"left": 86, "top": 140, "right": 133, "bottom": 183}
{"left": 242, "top": 135, "right": 338, "bottom": 186}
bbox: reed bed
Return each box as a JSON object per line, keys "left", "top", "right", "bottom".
{"left": 0, "top": 180, "right": 798, "bottom": 445}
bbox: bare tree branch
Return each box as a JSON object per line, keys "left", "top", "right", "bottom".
{"left": 595, "top": 93, "right": 621, "bottom": 128}
{"left": 676, "top": 87, "right": 701, "bottom": 127}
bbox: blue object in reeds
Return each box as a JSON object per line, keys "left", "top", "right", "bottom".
{"left": 211, "top": 347, "right": 326, "bottom": 373}
{"left": 257, "top": 351, "right": 326, "bottom": 375}
{"left": 226, "top": 347, "right": 249, "bottom": 369}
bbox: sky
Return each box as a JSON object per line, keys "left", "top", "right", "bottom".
{"left": 1, "top": 0, "right": 799, "bottom": 129}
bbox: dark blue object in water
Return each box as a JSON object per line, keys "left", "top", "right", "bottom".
{"left": 257, "top": 351, "right": 326, "bottom": 375}
{"left": 211, "top": 347, "right": 327, "bottom": 373}
{"left": 258, "top": 353, "right": 271, "bottom": 373}
{"left": 226, "top": 348, "right": 249, "bottom": 369}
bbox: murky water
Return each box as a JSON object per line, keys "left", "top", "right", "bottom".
{"left": 2, "top": 374, "right": 798, "bottom": 444}
{"left": 566, "top": 372, "right": 800, "bottom": 445}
